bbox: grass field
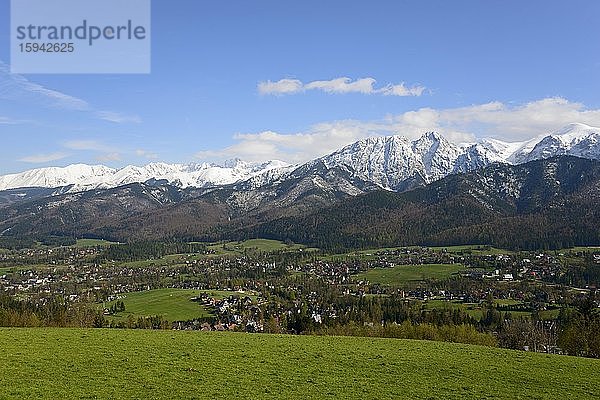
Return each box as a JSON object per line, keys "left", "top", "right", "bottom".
{"left": 106, "top": 289, "right": 214, "bottom": 322}
{"left": 73, "top": 238, "right": 118, "bottom": 248}
{"left": 207, "top": 239, "right": 313, "bottom": 256}
{"left": 106, "top": 288, "right": 258, "bottom": 322}
{"left": 422, "top": 300, "right": 534, "bottom": 321}
{"left": 429, "top": 245, "right": 514, "bottom": 255}
{"left": 0, "top": 266, "right": 17, "bottom": 274}
{"left": 355, "top": 264, "right": 466, "bottom": 285}
{"left": 0, "top": 264, "right": 54, "bottom": 275}
{"left": 323, "top": 245, "right": 513, "bottom": 261}
{"left": 562, "top": 246, "right": 600, "bottom": 253}
{"left": 0, "top": 329, "right": 598, "bottom": 399}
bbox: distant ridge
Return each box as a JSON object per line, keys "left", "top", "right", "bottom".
{"left": 1, "top": 123, "right": 599, "bottom": 194}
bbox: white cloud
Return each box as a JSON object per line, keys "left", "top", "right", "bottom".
{"left": 196, "top": 122, "right": 391, "bottom": 163}
{"left": 196, "top": 97, "right": 600, "bottom": 164}
{"left": 258, "top": 79, "right": 303, "bottom": 95}
{"left": 18, "top": 152, "right": 69, "bottom": 163}
{"left": 63, "top": 140, "right": 136, "bottom": 163}
{"left": 96, "top": 111, "right": 142, "bottom": 124}
{"left": 0, "top": 116, "right": 24, "bottom": 125}
{"left": 391, "top": 97, "right": 600, "bottom": 141}
{"left": 96, "top": 153, "right": 122, "bottom": 162}
{"left": 381, "top": 83, "right": 426, "bottom": 97}
{"left": 305, "top": 77, "right": 378, "bottom": 94}
{"left": 135, "top": 149, "right": 159, "bottom": 159}
{"left": 60, "top": 140, "right": 151, "bottom": 163}
{"left": 258, "top": 77, "right": 426, "bottom": 97}
{"left": 63, "top": 140, "right": 116, "bottom": 153}
{"left": 0, "top": 60, "right": 140, "bottom": 123}
{"left": 0, "top": 61, "right": 89, "bottom": 111}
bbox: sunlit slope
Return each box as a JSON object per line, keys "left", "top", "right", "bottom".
{"left": 0, "top": 329, "right": 599, "bottom": 399}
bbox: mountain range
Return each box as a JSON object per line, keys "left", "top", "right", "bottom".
{"left": 245, "top": 156, "right": 600, "bottom": 251}
{"left": 0, "top": 123, "right": 599, "bottom": 250}
{"left": 0, "top": 159, "right": 291, "bottom": 194}
{"left": 1, "top": 122, "right": 599, "bottom": 195}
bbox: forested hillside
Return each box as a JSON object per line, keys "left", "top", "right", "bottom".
{"left": 239, "top": 156, "right": 600, "bottom": 250}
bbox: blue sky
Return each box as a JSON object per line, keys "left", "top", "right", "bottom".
{"left": 1, "top": 0, "right": 600, "bottom": 173}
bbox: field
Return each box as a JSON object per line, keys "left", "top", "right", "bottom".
{"left": 428, "top": 245, "right": 513, "bottom": 255}
{"left": 105, "top": 288, "right": 259, "bottom": 322}
{"left": 422, "top": 300, "right": 535, "bottom": 321}
{"left": 0, "top": 266, "right": 17, "bottom": 274}
{"left": 71, "top": 240, "right": 306, "bottom": 268}
{"left": 72, "top": 238, "right": 118, "bottom": 248}
{"left": 355, "top": 263, "right": 466, "bottom": 285}
{"left": 0, "top": 329, "right": 599, "bottom": 399}
{"left": 207, "top": 239, "right": 311, "bottom": 256}
{"left": 106, "top": 289, "right": 213, "bottom": 321}
{"left": 326, "top": 245, "right": 513, "bottom": 260}
{"left": 563, "top": 246, "right": 600, "bottom": 252}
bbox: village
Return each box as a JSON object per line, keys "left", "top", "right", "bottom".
{"left": 1, "top": 243, "right": 598, "bottom": 338}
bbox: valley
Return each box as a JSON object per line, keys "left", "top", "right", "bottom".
{"left": 3, "top": 2, "right": 599, "bottom": 398}
{"left": 1, "top": 238, "right": 598, "bottom": 357}
{"left": 0, "top": 126, "right": 599, "bottom": 398}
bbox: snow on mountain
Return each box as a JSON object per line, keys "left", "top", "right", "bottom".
{"left": 519, "top": 123, "right": 600, "bottom": 163}
{"left": 318, "top": 133, "right": 463, "bottom": 191}
{"left": 1, "top": 123, "right": 599, "bottom": 194}
{"left": 478, "top": 138, "right": 525, "bottom": 162}
{"left": 315, "top": 131, "right": 504, "bottom": 191}
{"left": 0, "top": 159, "right": 290, "bottom": 192}
{"left": 0, "top": 164, "right": 116, "bottom": 192}
{"left": 311, "top": 123, "right": 600, "bottom": 191}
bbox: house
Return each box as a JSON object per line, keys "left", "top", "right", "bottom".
{"left": 200, "top": 322, "right": 212, "bottom": 332}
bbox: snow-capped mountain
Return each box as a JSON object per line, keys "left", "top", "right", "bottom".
{"left": 310, "top": 123, "right": 600, "bottom": 191}
{"left": 0, "top": 159, "right": 290, "bottom": 192}
{"left": 0, "top": 164, "right": 115, "bottom": 192}
{"left": 511, "top": 123, "right": 600, "bottom": 163}
{"left": 1, "top": 123, "right": 599, "bottom": 194}
{"left": 317, "top": 132, "right": 470, "bottom": 191}
{"left": 2, "top": 124, "right": 600, "bottom": 243}
{"left": 317, "top": 132, "right": 459, "bottom": 191}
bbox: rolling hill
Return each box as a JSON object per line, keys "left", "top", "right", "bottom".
{"left": 1, "top": 329, "right": 598, "bottom": 399}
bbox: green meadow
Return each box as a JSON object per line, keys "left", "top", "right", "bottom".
{"left": 355, "top": 263, "right": 467, "bottom": 285}
{"left": 105, "top": 288, "right": 257, "bottom": 322}
{"left": 0, "top": 329, "right": 598, "bottom": 399}
{"left": 105, "top": 288, "right": 213, "bottom": 321}
{"left": 207, "top": 239, "right": 313, "bottom": 256}
{"left": 73, "top": 238, "right": 118, "bottom": 248}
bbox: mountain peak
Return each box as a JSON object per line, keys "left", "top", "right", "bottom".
{"left": 223, "top": 158, "right": 245, "bottom": 168}
{"left": 0, "top": 159, "right": 289, "bottom": 192}
{"left": 421, "top": 131, "right": 444, "bottom": 141}
{"left": 549, "top": 122, "right": 598, "bottom": 144}
{"left": 555, "top": 122, "right": 596, "bottom": 133}
{"left": 3, "top": 124, "right": 600, "bottom": 194}
{"left": 508, "top": 123, "right": 600, "bottom": 164}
